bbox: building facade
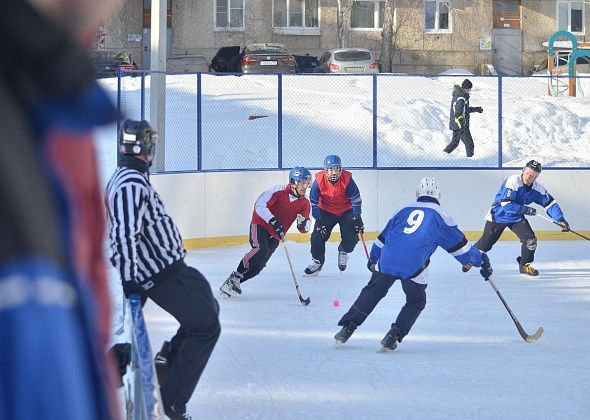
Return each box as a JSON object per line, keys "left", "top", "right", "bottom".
{"left": 98, "top": 0, "right": 589, "bottom": 74}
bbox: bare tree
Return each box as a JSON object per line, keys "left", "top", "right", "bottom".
{"left": 336, "top": 0, "right": 345, "bottom": 48}
{"left": 379, "top": 0, "right": 421, "bottom": 73}
{"left": 379, "top": 0, "right": 396, "bottom": 72}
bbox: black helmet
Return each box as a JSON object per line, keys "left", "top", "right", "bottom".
{"left": 461, "top": 79, "right": 473, "bottom": 90}
{"left": 119, "top": 119, "right": 157, "bottom": 161}
{"left": 525, "top": 159, "right": 542, "bottom": 174}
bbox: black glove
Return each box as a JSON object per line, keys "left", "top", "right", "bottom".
{"left": 269, "top": 217, "right": 285, "bottom": 240}
{"left": 558, "top": 218, "right": 570, "bottom": 232}
{"left": 352, "top": 216, "right": 364, "bottom": 234}
{"left": 479, "top": 253, "right": 493, "bottom": 280}
{"left": 521, "top": 206, "right": 537, "bottom": 216}
{"left": 367, "top": 260, "right": 377, "bottom": 272}
{"left": 122, "top": 280, "right": 144, "bottom": 298}
{"left": 296, "top": 214, "right": 307, "bottom": 231}
{"left": 315, "top": 222, "right": 329, "bottom": 240}
{"left": 107, "top": 343, "right": 132, "bottom": 387}
{"left": 474, "top": 106, "right": 483, "bottom": 113}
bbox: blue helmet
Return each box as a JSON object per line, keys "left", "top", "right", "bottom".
{"left": 324, "top": 155, "right": 342, "bottom": 170}
{"left": 289, "top": 166, "right": 312, "bottom": 184}
{"left": 324, "top": 155, "right": 342, "bottom": 182}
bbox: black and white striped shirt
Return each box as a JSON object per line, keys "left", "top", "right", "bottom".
{"left": 106, "top": 157, "right": 185, "bottom": 290}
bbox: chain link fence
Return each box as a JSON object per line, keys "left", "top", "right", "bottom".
{"left": 118, "top": 70, "right": 590, "bottom": 173}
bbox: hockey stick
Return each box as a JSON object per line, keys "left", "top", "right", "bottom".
{"left": 359, "top": 232, "right": 370, "bottom": 259}
{"left": 536, "top": 213, "right": 590, "bottom": 241}
{"left": 282, "top": 242, "right": 311, "bottom": 306}
{"left": 486, "top": 278, "right": 544, "bottom": 343}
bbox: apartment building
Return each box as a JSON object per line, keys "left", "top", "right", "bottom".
{"left": 98, "top": 0, "right": 589, "bottom": 74}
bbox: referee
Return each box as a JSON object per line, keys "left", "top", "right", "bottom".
{"left": 106, "top": 119, "right": 220, "bottom": 420}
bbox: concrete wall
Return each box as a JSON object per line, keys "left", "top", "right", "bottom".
{"left": 150, "top": 169, "right": 589, "bottom": 248}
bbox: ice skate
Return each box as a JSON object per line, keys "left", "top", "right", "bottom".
{"left": 379, "top": 324, "right": 402, "bottom": 352}
{"left": 517, "top": 257, "right": 539, "bottom": 276}
{"left": 219, "top": 271, "right": 243, "bottom": 298}
{"left": 334, "top": 322, "right": 357, "bottom": 346}
{"left": 337, "top": 251, "right": 348, "bottom": 271}
{"left": 304, "top": 259, "right": 323, "bottom": 276}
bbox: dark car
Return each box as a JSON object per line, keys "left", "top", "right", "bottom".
{"left": 210, "top": 46, "right": 241, "bottom": 72}
{"left": 294, "top": 55, "right": 319, "bottom": 73}
{"left": 239, "top": 43, "right": 297, "bottom": 74}
{"left": 90, "top": 51, "right": 137, "bottom": 78}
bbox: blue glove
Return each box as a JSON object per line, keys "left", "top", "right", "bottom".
{"left": 480, "top": 253, "right": 493, "bottom": 280}
{"left": 521, "top": 206, "right": 536, "bottom": 216}
{"left": 352, "top": 216, "right": 364, "bottom": 234}
{"left": 269, "top": 217, "right": 285, "bottom": 240}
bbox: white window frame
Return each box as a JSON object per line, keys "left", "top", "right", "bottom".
{"left": 214, "top": 0, "right": 245, "bottom": 31}
{"left": 272, "top": 0, "right": 321, "bottom": 36}
{"left": 556, "top": 1, "right": 585, "bottom": 35}
{"left": 350, "top": 0, "right": 388, "bottom": 32}
{"left": 424, "top": 0, "right": 452, "bottom": 34}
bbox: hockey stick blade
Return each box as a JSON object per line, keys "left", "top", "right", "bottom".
{"left": 524, "top": 326, "right": 544, "bottom": 343}
{"left": 298, "top": 292, "right": 311, "bottom": 306}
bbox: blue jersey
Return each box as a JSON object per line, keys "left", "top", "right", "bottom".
{"left": 369, "top": 199, "right": 483, "bottom": 284}
{"left": 487, "top": 175, "right": 564, "bottom": 224}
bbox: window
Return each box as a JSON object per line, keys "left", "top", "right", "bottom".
{"left": 215, "top": 0, "right": 244, "bottom": 29}
{"left": 273, "top": 0, "right": 319, "bottom": 32}
{"left": 425, "top": 0, "right": 451, "bottom": 33}
{"left": 557, "top": 1, "right": 585, "bottom": 34}
{"left": 351, "top": 0, "right": 385, "bottom": 30}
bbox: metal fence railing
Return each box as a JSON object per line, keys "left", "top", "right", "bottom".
{"left": 118, "top": 71, "right": 590, "bottom": 173}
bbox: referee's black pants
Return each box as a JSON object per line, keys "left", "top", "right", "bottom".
{"left": 145, "top": 263, "right": 221, "bottom": 412}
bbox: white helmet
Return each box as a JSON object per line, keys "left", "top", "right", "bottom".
{"left": 416, "top": 177, "right": 441, "bottom": 199}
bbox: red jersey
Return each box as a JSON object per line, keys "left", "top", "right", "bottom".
{"left": 315, "top": 170, "right": 353, "bottom": 216}
{"left": 251, "top": 184, "right": 311, "bottom": 240}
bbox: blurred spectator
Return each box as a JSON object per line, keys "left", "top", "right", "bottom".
{"left": 0, "top": 0, "right": 120, "bottom": 419}
{"left": 444, "top": 79, "right": 483, "bottom": 158}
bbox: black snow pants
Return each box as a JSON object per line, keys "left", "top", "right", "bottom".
{"left": 444, "top": 126, "right": 474, "bottom": 157}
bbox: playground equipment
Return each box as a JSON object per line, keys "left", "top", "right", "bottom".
{"left": 546, "top": 30, "right": 590, "bottom": 97}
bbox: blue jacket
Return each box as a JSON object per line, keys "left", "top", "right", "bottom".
{"left": 449, "top": 85, "right": 475, "bottom": 131}
{"left": 486, "top": 174, "right": 565, "bottom": 224}
{"left": 369, "top": 197, "right": 483, "bottom": 284}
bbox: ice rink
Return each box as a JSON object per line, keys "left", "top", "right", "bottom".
{"left": 142, "top": 239, "right": 590, "bottom": 419}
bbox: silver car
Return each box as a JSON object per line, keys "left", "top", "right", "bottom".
{"left": 315, "top": 48, "right": 379, "bottom": 74}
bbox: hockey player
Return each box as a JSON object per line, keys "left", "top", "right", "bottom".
{"left": 334, "top": 177, "right": 492, "bottom": 351}
{"left": 107, "top": 120, "right": 220, "bottom": 420}
{"left": 304, "top": 155, "right": 363, "bottom": 275}
{"left": 473, "top": 160, "right": 569, "bottom": 276}
{"left": 220, "top": 167, "right": 312, "bottom": 297}
{"left": 444, "top": 79, "right": 483, "bottom": 158}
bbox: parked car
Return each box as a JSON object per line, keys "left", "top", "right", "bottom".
{"left": 210, "top": 46, "right": 241, "bottom": 72}
{"left": 239, "top": 43, "right": 297, "bottom": 74}
{"left": 91, "top": 51, "right": 137, "bottom": 78}
{"left": 294, "top": 54, "right": 319, "bottom": 73}
{"left": 167, "top": 55, "right": 210, "bottom": 73}
{"left": 315, "top": 48, "right": 379, "bottom": 74}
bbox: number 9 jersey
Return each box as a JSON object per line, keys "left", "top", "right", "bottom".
{"left": 369, "top": 198, "right": 483, "bottom": 284}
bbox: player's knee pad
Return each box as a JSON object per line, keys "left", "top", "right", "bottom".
{"left": 525, "top": 237, "right": 537, "bottom": 251}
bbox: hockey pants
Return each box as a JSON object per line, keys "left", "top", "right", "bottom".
{"left": 237, "top": 223, "right": 279, "bottom": 282}
{"left": 338, "top": 271, "right": 427, "bottom": 339}
{"left": 311, "top": 209, "right": 359, "bottom": 264}
{"left": 474, "top": 218, "right": 537, "bottom": 265}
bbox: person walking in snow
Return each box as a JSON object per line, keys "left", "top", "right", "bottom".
{"left": 304, "top": 155, "right": 364, "bottom": 275}
{"left": 444, "top": 78, "right": 483, "bottom": 158}
{"left": 334, "top": 177, "right": 492, "bottom": 351}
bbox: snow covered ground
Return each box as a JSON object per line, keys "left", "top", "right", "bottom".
{"left": 143, "top": 240, "right": 590, "bottom": 419}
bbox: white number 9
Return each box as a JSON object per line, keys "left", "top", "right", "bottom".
{"left": 403, "top": 210, "right": 424, "bottom": 234}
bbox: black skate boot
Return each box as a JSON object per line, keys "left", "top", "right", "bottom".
{"left": 304, "top": 259, "right": 323, "bottom": 276}
{"left": 517, "top": 257, "right": 539, "bottom": 276}
{"left": 380, "top": 324, "right": 403, "bottom": 351}
{"left": 334, "top": 322, "right": 357, "bottom": 344}
{"left": 165, "top": 403, "right": 192, "bottom": 420}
